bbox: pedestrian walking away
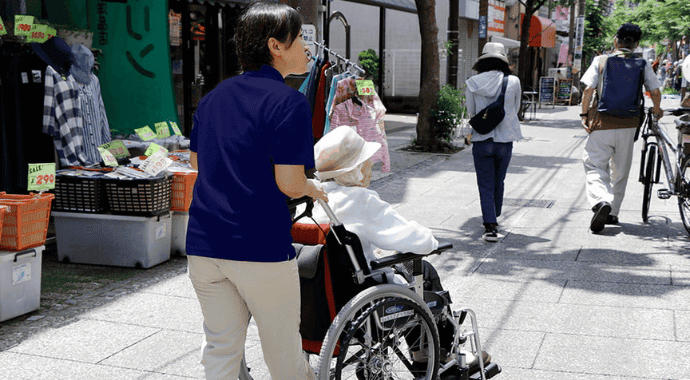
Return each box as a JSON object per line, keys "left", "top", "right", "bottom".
{"left": 580, "top": 23, "right": 662, "bottom": 233}
{"left": 465, "top": 42, "right": 523, "bottom": 242}
{"left": 185, "top": 2, "right": 328, "bottom": 379}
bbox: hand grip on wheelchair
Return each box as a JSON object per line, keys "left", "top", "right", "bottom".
{"left": 369, "top": 243, "right": 453, "bottom": 271}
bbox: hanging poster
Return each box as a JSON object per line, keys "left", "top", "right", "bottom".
{"left": 539, "top": 77, "right": 556, "bottom": 106}
{"left": 169, "top": 10, "right": 181, "bottom": 46}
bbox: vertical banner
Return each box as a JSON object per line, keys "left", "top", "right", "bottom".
{"left": 479, "top": 15, "right": 487, "bottom": 39}
{"left": 89, "top": 0, "right": 177, "bottom": 135}
{"left": 573, "top": 16, "right": 585, "bottom": 73}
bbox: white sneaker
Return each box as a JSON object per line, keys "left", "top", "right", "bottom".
{"left": 482, "top": 229, "right": 499, "bottom": 242}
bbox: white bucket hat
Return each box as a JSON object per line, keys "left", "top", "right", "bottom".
{"left": 314, "top": 126, "right": 381, "bottom": 180}
{"left": 477, "top": 42, "right": 508, "bottom": 64}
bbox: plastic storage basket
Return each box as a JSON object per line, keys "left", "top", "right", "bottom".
{"left": 0, "top": 206, "right": 6, "bottom": 241}
{"left": 171, "top": 172, "right": 197, "bottom": 212}
{"left": 53, "top": 174, "right": 108, "bottom": 213}
{"left": 103, "top": 175, "right": 173, "bottom": 216}
{"left": 0, "top": 192, "right": 54, "bottom": 251}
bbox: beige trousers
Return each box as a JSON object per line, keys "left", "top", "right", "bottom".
{"left": 188, "top": 255, "right": 315, "bottom": 380}
{"left": 582, "top": 127, "right": 637, "bottom": 216}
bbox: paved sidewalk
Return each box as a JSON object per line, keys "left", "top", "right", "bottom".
{"left": 1, "top": 100, "right": 690, "bottom": 379}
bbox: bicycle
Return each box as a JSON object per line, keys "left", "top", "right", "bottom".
{"left": 638, "top": 106, "right": 690, "bottom": 233}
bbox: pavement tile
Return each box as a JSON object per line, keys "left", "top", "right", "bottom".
{"left": 100, "top": 329, "right": 204, "bottom": 378}
{"left": 675, "top": 310, "right": 690, "bottom": 342}
{"left": 458, "top": 299, "right": 674, "bottom": 340}
{"left": 474, "top": 258, "right": 672, "bottom": 285}
{"left": 8, "top": 319, "right": 160, "bottom": 364}
{"left": 440, "top": 277, "right": 565, "bottom": 303}
{"left": 141, "top": 273, "right": 196, "bottom": 299}
{"left": 559, "top": 280, "right": 690, "bottom": 310}
{"left": 497, "top": 366, "right": 644, "bottom": 380}
{"left": 534, "top": 333, "right": 690, "bottom": 379}
{"left": 476, "top": 327, "right": 545, "bottom": 369}
{"left": 0, "top": 352, "right": 187, "bottom": 380}
{"left": 82, "top": 292, "right": 203, "bottom": 332}
{"left": 671, "top": 265, "right": 690, "bottom": 286}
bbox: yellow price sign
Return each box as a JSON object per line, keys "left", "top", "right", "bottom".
{"left": 27, "top": 163, "right": 56, "bottom": 191}
{"left": 356, "top": 80, "right": 376, "bottom": 96}
{"left": 144, "top": 143, "right": 169, "bottom": 156}
{"left": 170, "top": 122, "right": 182, "bottom": 136}
{"left": 99, "top": 140, "right": 130, "bottom": 159}
{"left": 135, "top": 126, "right": 157, "bottom": 141}
{"left": 98, "top": 147, "right": 119, "bottom": 167}
{"left": 14, "top": 15, "right": 34, "bottom": 37}
{"left": 154, "top": 122, "right": 171, "bottom": 139}
{"left": 0, "top": 16, "right": 7, "bottom": 36}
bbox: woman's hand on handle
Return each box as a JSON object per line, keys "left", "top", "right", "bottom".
{"left": 307, "top": 179, "right": 329, "bottom": 202}
{"left": 275, "top": 164, "right": 328, "bottom": 203}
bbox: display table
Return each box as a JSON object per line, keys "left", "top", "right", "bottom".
{"left": 0, "top": 246, "right": 44, "bottom": 322}
{"left": 52, "top": 212, "right": 171, "bottom": 268}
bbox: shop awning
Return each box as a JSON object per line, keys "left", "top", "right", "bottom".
{"left": 491, "top": 36, "right": 521, "bottom": 49}
{"left": 521, "top": 14, "right": 556, "bottom": 48}
{"left": 342, "top": 0, "right": 417, "bottom": 14}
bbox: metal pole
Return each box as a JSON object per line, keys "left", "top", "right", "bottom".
{"left": 478, "top": 0, "right": 488, "bottom": 55}
{"left": 378, "top": 7, "right": 386, "bottom": 93}
{"left": 447, "top": 0, "right": 459, "bottom": 88}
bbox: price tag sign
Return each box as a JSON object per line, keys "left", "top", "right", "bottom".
{"left": 27, "top": 24, "right": 50, "bottom": 43}
{"left": 356, "top": 80, "right": 376, "bottom": 96}
{"left": 98, "top": 147, "right": 119, "bottom": 167}
{"left": 99, "top": 140, "right": 130, "bottom": 159}
{"left": 14, "top": 15, "right": 34, "bottom": 37}
{"left": 135, "top": 126, "right": 157, "bottom": 141}
{"left": 154, "top": 122, "right": 171, "bottom": 139}
{"left": 144, "top": 143, "right": 169, "bottom": 156}
{"left": 140, "top": 152, "right": 173, "bottom": 176}
{"left": 170, "top": 121, "right": 182, "bottom": 136}
{"left": 27, "top": 163, "right": 56, "bottom": 191}
{"left": 0, "top": 16, "right": 7, "bottom": 36}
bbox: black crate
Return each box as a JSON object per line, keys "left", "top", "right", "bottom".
{"left": 103, "top": 175, "right": 172, "bottom": 216}
{"left": 53, "top": 175, "right": 109, "bottom": 213}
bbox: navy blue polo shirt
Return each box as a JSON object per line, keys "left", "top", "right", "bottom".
{"left": 186, "top": 65, "right": 314, "bottom": 262}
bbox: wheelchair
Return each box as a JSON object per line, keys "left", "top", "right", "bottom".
{"left": 239, "top": 197, "right": 501, "bottom": 380}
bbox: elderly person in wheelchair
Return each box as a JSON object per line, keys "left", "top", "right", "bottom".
{"left": 296, "top": 126, "right": 497, "bottom": 379}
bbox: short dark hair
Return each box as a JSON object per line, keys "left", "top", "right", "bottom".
{"left": 616, "top": 23, "right": 642, "bottom": 44}
{"left": 234, "top": 2, "right": 304, "bottom": 72}
{"left": 472, "top": 58, "right": 512, "bottom": 76}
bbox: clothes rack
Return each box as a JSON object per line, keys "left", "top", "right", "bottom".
{"left": 313, "top": 41, "right": 366, "bottom": 75}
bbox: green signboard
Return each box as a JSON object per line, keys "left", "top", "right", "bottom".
{"left": 75, "top": 0, "right": 177, "bottom": 135}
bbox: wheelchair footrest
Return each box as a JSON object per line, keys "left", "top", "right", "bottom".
{"left": 469, "top": 363, "right": 502, "bottom": 379}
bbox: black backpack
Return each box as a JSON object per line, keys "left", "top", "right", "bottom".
{"left": 598, "top": 55, "right": 646, "bottom": 118}
{"left": 470, "top": 77, "right": 509, "bottom": 135}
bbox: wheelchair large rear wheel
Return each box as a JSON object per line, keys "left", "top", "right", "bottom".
{"left": 317, "top": 285, "right": 439, "bottom": 380}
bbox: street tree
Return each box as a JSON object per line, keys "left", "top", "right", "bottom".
{"left": 582, "top": 0, "right": 611, "bottom": 69}
{"left": 414, "top": 0, "right": 442, "bottom": 149}
{"left": 607, "top": 0, "right": 690, "bottom": 46}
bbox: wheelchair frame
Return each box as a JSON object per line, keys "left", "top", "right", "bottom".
{"left": 239, "top": 198, "right": 500, "bottom": 380}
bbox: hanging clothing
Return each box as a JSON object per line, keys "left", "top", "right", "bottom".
{"left": 323, "top": 73, "right": 353, "bottom": 135}
{"left": 43, "top": 66, "right": 90, "bottom": 167}
{"left": 66, "top": 74, "right": 112, "bottom": 164}
{"left": 311, "top": 61, "right": 331, "bottom": 139}
{"left": 330, "top": 97, "right": 390, "bottom": 173}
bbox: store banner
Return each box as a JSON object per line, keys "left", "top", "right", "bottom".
{"left": 88, "top": 0, "right": 177, "bottom": 135}
{"left": 573, "top": 16, "right": 585, "bottom": 73}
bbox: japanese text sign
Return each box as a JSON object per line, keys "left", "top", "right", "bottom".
{"left": 144, "top": 143, "right": 168, "bottom": 156}
{"left": 140, "top": 152, "right": 172, "bottom": 176}
{"left": 356, "top": 80, "right": 377, "bottom": 96}
{"left": 27, "top": 163, "right": 55, "bottom": 191}
{"left": 14, "top": 15, "right": 34, "bottom": 37}
{"left": 98, "top": 147, "right": 119, "bottom": 167}
{"left": 135, "top": 126, "right": 157, "bottom": 141}
{"left": 99, "top": 140, "right": 130, "bottom": 159}
{"left": 169, "top": 122, "right": 182, "bottom": 136}
{"left": 154, "top": 121, "right": 171, "bottom": 138}
{"left": 0, "top": 16, "right": 7, "bottom": 36}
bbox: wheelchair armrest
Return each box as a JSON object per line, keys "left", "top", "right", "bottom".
{"left": 369, "top": 243, "right": 453, "bottom": 271}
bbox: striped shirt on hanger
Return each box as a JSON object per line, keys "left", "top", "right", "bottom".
{"left": 67, "top": 74, "right": 111, "bottom": 163}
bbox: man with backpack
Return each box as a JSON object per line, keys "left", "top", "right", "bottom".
{"left": 580, "top": 23, "right": 663, "bottom": 233}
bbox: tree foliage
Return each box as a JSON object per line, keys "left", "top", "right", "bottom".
{"left": 582, "top": 0, "right": 612, "bottom": 69}
{"left": 606, "top": 0, "right": 690, "bottom": 44}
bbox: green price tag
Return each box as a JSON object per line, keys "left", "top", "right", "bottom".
{"left": 144, "top": 143, "right": 169, "bottom": 156}
{"left": 27, "top": 163, "right": 56, "bottom": 191}
{"left": 27, "top": 25, "right": 50, "bottom": 43}
{"left": 0, "top": 16, "right": 7, "bottom": 36}
{"left": 14, "top": 15, "right": 34, "bottom": 37}
{"left": 98, "top": 147, "right": 119, "bottom": 167}
{"left": 46, "top": 26, "right": 56, "bottom": 40}
{"left": 99, "top": 140, "right": 130, "bottom": 159}
{"left": 356, "top": 80, "right": 376, "bottom": 96}
{"left": 154, "top": 122, "right": 171, "bottom": 138}
{"left": 135, "top": 126, "right": 157, "bottom": 141}
{"left": 170, "top": 122, "right": 182, "bottom": 136}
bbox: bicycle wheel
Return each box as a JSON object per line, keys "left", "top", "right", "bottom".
{"left": 317, "top": 285, "right": 440, "bottom": 380}
{"left": 678, "top": 157, "right": 690, "bottom": 234}
{"left": 642, "top": 144, "right": 657, "bottom": 223}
